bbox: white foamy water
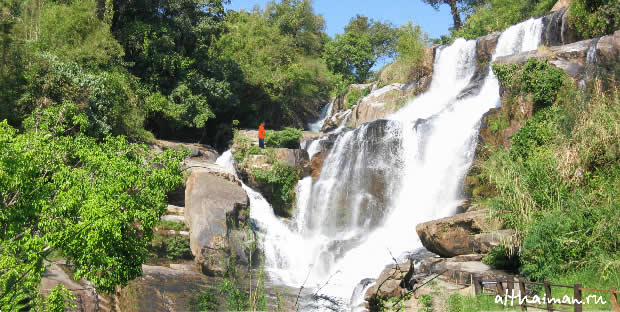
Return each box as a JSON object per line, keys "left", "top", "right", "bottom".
{"left": 218, "top": 18, "right": 544, "bottom": 311}
{"left": 308, "top": 101, "right": 335, "bottom": 132}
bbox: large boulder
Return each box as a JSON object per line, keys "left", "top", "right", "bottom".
{"left": 184, "top": 165, "right": 251, "bottom": 275}
{"left": 364, "top": 262, "right": 411, "bottom": 302}
{"left": 416, "top": 210, "right": 511, "bottom": 257}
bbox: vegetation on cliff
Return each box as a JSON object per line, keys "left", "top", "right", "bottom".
{"left": 430, "top": 0, "right": 619, "bottom": 43}
{"left": 473, "top": 59, "right": 619, "bottom": 286}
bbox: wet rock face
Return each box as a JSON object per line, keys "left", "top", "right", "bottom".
{"left": 476, "top": 32, "right": 501, "bottom": 65}
{"left": 495, "top": 30, "right": 620, "bottom": 83}
{"left": 415, "top": 210, "right": 511, "bottom": 258}
{"left": 312, "top": 119, "right": 403, "bottom": 231}
{"left": 541, "top": 8, "right": 582, "bottom": 47}
{"left": 348, "top": 81, "right": 432, "bottom": 128}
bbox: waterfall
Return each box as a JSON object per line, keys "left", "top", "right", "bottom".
{"left": 219, "top": 18, "right": 543, "bottom": 311}
{"left": 308, "top": 101, "right": 335, "bottom": 132}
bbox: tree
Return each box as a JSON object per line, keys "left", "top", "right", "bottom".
{"left": 422, "top": 0, "right": 463, "bottom": 30}
{"left": 0, "top": 103, "right": 186, "bottom": 309}
{"left": 323, "top": 15, "right": 396, "bottom": 83}
{"left": 264, "top": 0, "right": 328, "bottom": 55}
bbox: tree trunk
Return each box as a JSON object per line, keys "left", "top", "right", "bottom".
{"left": 449, "top": 0, "right": 462, "bottom": 30}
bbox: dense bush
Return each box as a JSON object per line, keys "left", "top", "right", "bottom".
{"left": 18, "top": 54, "right": 147, "bottom": 139}
{"left": 493, "top": 58, "right": 567, "bottom": 112}
{"left": 569, "top": 0, "right": 620, "bottom": 39}
{"left": 264, "top": 127, "right": 303, "bottom": 149}
{"left": 251, "top": 162, "right": 300, "bottom": 217}
{"left": 480, "top": 76, "right": 619, "bottom": 281}
{"left": 166, "top": 236, "right": 192, "bottom": 260}
{"left": 232, "top": 132, "right": 263, "bottom": 163}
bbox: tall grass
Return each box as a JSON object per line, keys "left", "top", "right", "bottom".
{"left": 479, "top": 74, "right": 619, "bottom": 283}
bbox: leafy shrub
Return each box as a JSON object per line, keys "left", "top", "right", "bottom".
{"left": 493, "top": 58, "right": 567, "bottom": 112}
{"left": 569, "top": 0, "right": 620, "bottom": 39}
{"left": 233, "top": 132, "right": 262, "bottom": 163}
{"left": 19, "top": 54, "right": 146, "bottom": 139}
{"left": 37, "top": 0, "right": 123, "bottom": 70}
{"left": 482, "top": 245, "right": 520, "bottom": 272}
{"left": 187, "top": 289, "right": 219, "bottom": 311}
{"left": 264, "top": 127, "right": 303, "bottom": 149}
{"left": 251, "top": 162, "right": 300, "bottom": 217}
{"left": 395, "top": 21, "right": 426, "bottom": 64}
{"left": 166, "top": 236, "right": 192, "bottom": 260}
{"left": 346, "top": 87, "right": 363, "bottom": 109}
{"left": 419, "top": 295, "right": 432, "bottom": 312}
{"left": 480, "top": 81, "right": 619, "bottom": 282}
{"left": 218, "top": 279, "right": 248, "bottom": 311}
{"left": 156, "top": 220, "right": 188, "bottom": 232}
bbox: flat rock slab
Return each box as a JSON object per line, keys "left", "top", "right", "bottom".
{"left": 161, "top": 215, "right": 184, "bottom": 222}
{"left": 40, "top": 261, "right": 113, "bottom": 312}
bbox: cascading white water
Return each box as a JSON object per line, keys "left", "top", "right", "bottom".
{"left": 308, "top": 101, "right": 335, "bottom": 132}
{"left": 220, "top": 18, "right": 544, "bottom": 311}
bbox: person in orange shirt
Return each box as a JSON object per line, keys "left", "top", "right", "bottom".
{"left": 258, "top": 121, "right": 266, "bottom": 149}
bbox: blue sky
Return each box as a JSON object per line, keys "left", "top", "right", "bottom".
{"left": 225, "top": 0, "right": 454, "bottom": 39}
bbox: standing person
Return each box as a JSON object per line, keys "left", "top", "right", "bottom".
{"left": 258, "top": 121, "right": 266, "bottom": 149}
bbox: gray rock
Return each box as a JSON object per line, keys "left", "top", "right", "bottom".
{"left": 184, "top": 166, "right": 249, "bottom": 274}
{"left": 495, "top": 30, "right": 620, "bottom": 82}
{"left": 416, "top": 210, "right": 512, "bottom": 257}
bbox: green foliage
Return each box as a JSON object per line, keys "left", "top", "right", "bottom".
{"left": 45, "top": 285, "right": 76, "bottom": 312}
{"left": 448, "top": 0, "right": 556, "bottom": 40}
{"left": 264, "top": 0, "right": 328, "bottom": 55}
{"left": 156, "top": 220, "right": 188, "bottom": 232}
{"left": 165, "top": 236, "right": 192, "bottom": 260}
{"left": 419, "top": 294, "right": 433, "bottom": 312}
{"left": 0, "top": 104, "right": 186, "bottom": 306}
{"left": 482, "top": 245, "right": 519, "bottom": 271}
{"left": 212, "top": 8, "right": 335, "bottom": 127}
{"left": 569, "top": 0, "right": 620, "bottom": 39}
{"left": 488, "top": 114, "right": 509, "bottom": 132}
{"left": 19, "top": 53, "right": 147, "bottom": 139}
{"left": 37, "top": 0, "right": 123, "bottom": 70}
{"left": 218, "top": 279, "right": 248, "bottom": 311}
{"left": 251, "top": 162, "right": 300, "bottom": 217}
{"left": 233, "top": 131, "right": 262, "bottom": 163}
{"left": 395, "top": 21, "right": 427, "bottom": 64}
{"left": 265, "top": 127, "right": 303, "bottom": 149}
{"left": 445, "top": 293, "right": 504, "bottom": 312}
{"left": 346, "top": 87, "right": 363, "bottom": 109}
{"left": 324, "top": 15, "right": 397, "bottom": 83}
{"left": 493, "top": 58, "right": 567, "bottom": 111}
{"left": 187, "top": 289, "right": 219, "bottom": 311}
{"left": 480, "top": 82, "right": 619, "bottom": 282}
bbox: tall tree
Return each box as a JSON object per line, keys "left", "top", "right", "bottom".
{"left": 324, "top": 15, "right": 396, "bottom": 83}
{"left": 422, "top": 0, "right": 463, "bottom": 29}
{"left": 264, "top": 0, "right": 328, "bottom": 55}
